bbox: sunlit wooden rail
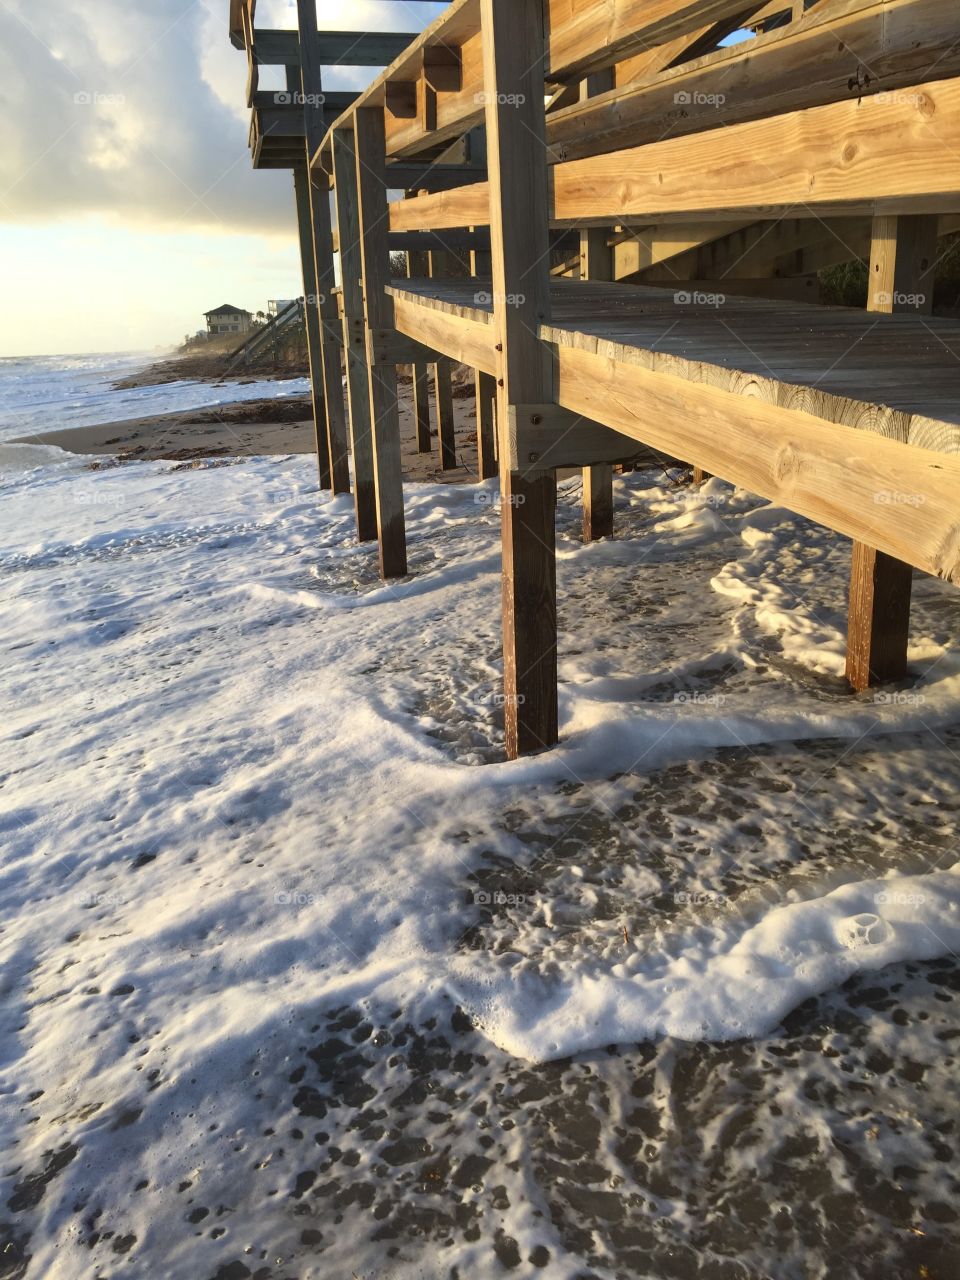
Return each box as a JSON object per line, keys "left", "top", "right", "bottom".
{"left": 231, "top": 0, "right": 960, "bottom": 760}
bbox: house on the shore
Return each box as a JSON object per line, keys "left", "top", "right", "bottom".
{"left": 204, "top": 304, "right": 253, "bottom": 336}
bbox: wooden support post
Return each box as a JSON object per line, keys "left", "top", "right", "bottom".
{"left": 294, "top": 13, "right": 350, "bottom": 495}
{"left": 482, "top": 0, "right": 558, "bottom": 758}
{"left": 293, "top": 160, "right": 332, "bottom": 488}
{"left": 428, "top": 249, "right": 459, "bottom": 472}
{"left": 332, "top": 126, "right": 378, "bottom": 542}
{"left": 435, "top": 358, "right": 458, "bottom": 470}
{"left": 354, "top": 106, "right": 408, "bottom": 579}
{"left": 846, "top": 213, "right": 937, "bottom": 689}
{"left": 475, "top": 372, "right": 498, "bottom": 480}
{"left": 471, "top": 240, "right": 498, "bottom": 481}
{"left": 406, "top": 248, "right": 433, "bottom": 455}
{"left": 847, "top": 545, "right": 914, "bottom": 690}
{"left": 579, "top": 70, "right": 615, "bottom": 542}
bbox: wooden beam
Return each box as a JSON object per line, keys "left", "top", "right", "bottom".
{"left": 552, "top": 337, "right": 960, "bottom": 583}
{"left": 545, "top": 0, "right": 759, "bottom": 81}
{"left": 482, "top": 0, "right": 558, "bottom": 758}
{"left": 333, "top": 127, "right": 378, "bottom": 542}
{"left": 508, "top": 402, "right": 645, "bottom": 469}
{"left": 552, "top": 340, "right": 960, "bottom": 585}
{"left": 548, "top": 0, "right": 960, "bottom": 162}
{"left": 354, "top": 107, "right": 408, "bottom": 579}
{"left": 389, "top": 289, "right": 497, "bottom": 374}
{"left": 389, "top": 74, "right": 960, "bottom": 230}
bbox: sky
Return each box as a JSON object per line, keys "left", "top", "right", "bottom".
{"left": 0, "top": 0, "right": 445, "bottom": 356}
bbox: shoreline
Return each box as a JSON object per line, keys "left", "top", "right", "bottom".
{"left": 12, "top": 382, "right": 485, "bottom": 481}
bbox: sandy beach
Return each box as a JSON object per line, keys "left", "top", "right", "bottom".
{"left": 15, "top": 374, "right": 486, "bottom": 482}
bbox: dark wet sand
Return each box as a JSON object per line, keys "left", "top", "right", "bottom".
{"left": 15, "top": 381, "right": 486, "bottom": 483}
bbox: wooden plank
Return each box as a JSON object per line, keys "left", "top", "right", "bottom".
{"left": 545, "top": 0, "right": 757, "bottom": 81}
{"left": 389, "top": 74, "right": 960, "bottom": 230}
{"left": 548, "top": 0, "right": 960, "bottom": 162}
{"left": 552, "top": 340, "right": 960, "bottom": 585}
{"left": 354, "top": 107, "right": 408, "bottom": 580}
{"left": 390, "top": 276, "right": 960, "bottom": 448}
{"left": 286, "top": 31, "right": 421, "bottom": 66}
{"left": 332, "top": 126, "right": 378, "bottom": 542}
{"left": 293, "top": 160, "right": 332, "bottom": 488}
{"left": 389, "top": 288, "right": 497, "bottom": 375}
{"left": 508, "top": 402, "right": 644, "bottom": 469}
{"left": 482, "top": 0, "right": 558, "bottom": 758}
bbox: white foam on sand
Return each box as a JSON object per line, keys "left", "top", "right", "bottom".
{"left": 451, "top": 870, "right": 960, "bottom": 1061}
{"left": 2, "top": 453, "right": 960, "bottom": 1275}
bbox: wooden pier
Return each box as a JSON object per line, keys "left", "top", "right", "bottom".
{"left": 231, "top": 0, "right": 960, "bottom": 759}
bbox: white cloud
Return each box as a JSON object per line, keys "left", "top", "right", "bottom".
{"left": 0, "top": 0, "right": 443, "bottom": 234}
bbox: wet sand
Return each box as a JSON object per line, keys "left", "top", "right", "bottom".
{"left": 15, "top": 379, "right": 486, "bottom": 483}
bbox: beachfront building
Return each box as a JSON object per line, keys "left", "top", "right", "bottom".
{"left": 204, "top": 304, "right": 253, "bottom": 336}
